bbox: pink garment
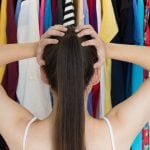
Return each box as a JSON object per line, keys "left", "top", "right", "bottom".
{"left": 39, "top": 0, "right": 45, "bottom": 36}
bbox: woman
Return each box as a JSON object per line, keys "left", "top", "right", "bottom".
{"left": 0, "top": 24, "right": 150, "bottom": 150}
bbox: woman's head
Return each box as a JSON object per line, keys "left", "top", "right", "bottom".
{"left": 42, "top": 26, "right": 99, "bottom": 92}
{"left": 42, "top": 26, "right": 99, "bottom": 150}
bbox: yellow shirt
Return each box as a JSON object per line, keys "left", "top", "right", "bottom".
{"left": 0, "top": 0, "right": 7, "bottom": 82}
{"left": 100, "top": 0, "right": 118, "bottom": 114}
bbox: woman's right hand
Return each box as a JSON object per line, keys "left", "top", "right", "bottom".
{"left": 36, "top": 25, "right": 67, "bottom": 66}
{"left": 75, "top": 25, "right": 107, "bottom": 68}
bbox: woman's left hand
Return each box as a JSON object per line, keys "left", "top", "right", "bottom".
{"left": 75, "top": 25, "right": 106, "bottom": 68}
{"left": 36, "top": 25, "right": 67, "bottom": 66}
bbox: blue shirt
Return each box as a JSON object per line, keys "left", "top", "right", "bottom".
{"left": 131, "top": 0, "right": 144, "bottom": 149}
{"left": 15, "top": 0, "right": 22, "bottom": 25}
{"left": 83, "top": 0, "right": 89, "bottom": 25}
{"left": 44, "top": 0, "right": 52, "bottom": 32}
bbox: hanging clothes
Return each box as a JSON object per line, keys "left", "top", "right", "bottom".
{"left": 100, "top": 0, "right": 118, "bottom": 114}
{"left": 82, "top": 0, "right": 93, "bottom": 116}
{"left": 0, "top": 0, "right": 7, "bottom": 43}
{"left": 88, "top": 0, "right": 98, "bottom": 32}
{"left": 0, "top": 0, "right": 8, "bottom": 147}
{"left": 1, "top": 1, "right": 19, "bottom": 149}
{"left": 15, "top": 0, "right": 22, "bottom": 25}
{"left": 75, "top": 0, "right": 84, "bottom": 26}
{"left": 111, "top": 0, "right": 134, "bottom": 107}
{"left": 39, "top": 0, "right": 45, "bottom": 36}
{"left": 95, "top": 0, "right": 104, "bottom": 118}
{"left": 91, "top": 0, "right": 100, "bottom": 118}
{"left": 142, "top": 1, "right": 150, "bottom": 149}
{"left": 144, "top": 0, "right": 150, "bottom": 46}
{"left": 17, "top": 0, "right": 52, "bottom": 119}
{"left": 56, "top": 0, "right": 64, "bottom": 24}
{"left": 88, "top": 92, "right": 93, "bottom": 115}
{"left": 83, "top": 0, "right": 89, "bottom": 25}
{"left": 0, "top": 0, "right": 7, "bottom": 83}
{"left": 85, "top": 0, "right": 103, "bottom": 118}
{"left": 2, "top": 0, "right": 19, "bottom": 101}
{"left": 99, "top": 65, "right": 105, "bottom": 118}
{"left": 52, "top": 0, "right": 57, "bottom": 25}
{"left": 44, "top": 0, "right": 52, "bottom": 32}
{"left": 96, "top": 0, "right": 101, "bottom": 32}
{"left": 100, "top": 0, "right": 118, "bottom": 42}
{"left": 63, "top": 0, "right": 75, "bottom": 26}
{"left": 92, "top": 83, "right": 100, "bottom": 118}
{"left": 131, "top": 0, "right": 144, "bottom": 150}
{"left": 142, "top": 123, "right": 149, "bottom": 150}
{"left": 87, "top": 0, "right": 99, "bottom": 118}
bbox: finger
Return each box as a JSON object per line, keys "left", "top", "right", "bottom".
{"left": 42, "top": 29, "right": 65, "bottom": 38}
{"left": 77, "top": 28, "right": 97, "bottom": 39}
{"left": 37, "top": 56, "right": 45, "bottom": 66}
{"left": 36, "top": 50, "right": 46, "bottom": 66}
{"left": 81, "top": 39, "right": 99, "bottom": 48}
{"left": 93, "top": 61, "right": 101, "bottom": 69}
{"left": 38, "top": 38, "right": 59, "bottom": 65}
{"left": 81, "top": 39, "right": 102, "bottom": 60}
{"left": 51, "top": 24, "right": 67, "bottom": 32}
{"left": 40, "top": 38, "right": 59, "bottom": 48}
{"left": 75, "top": 25, "right": 92, "bottom": 33}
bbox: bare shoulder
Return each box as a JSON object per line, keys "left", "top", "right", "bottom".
{"left": 0, "top": 85, "right": 34, "bottom": 149}
{"left": 24, "top": 118, "right": 52, "bottom": 150}
{"left": 84, "top": 117, "right": 122, "bottom": 150}
{"left": 105, "top": 78, "right": 150, "bottom": 149}
{"left": 104, "top": 113, "right": 131, "bottom": 149}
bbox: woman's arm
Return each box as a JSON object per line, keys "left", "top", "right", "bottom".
{"left": 0, "top": 43, "right": 38, "bottom": 66}
{"left": 0, "top": 43, "right": 38, "bottom": 146}
{"left": 0, "top": 25, "right": 67, "bottom": 148}
{"left": 76, "top": 25, "right": 150, "bottom": 71}
{"left": 76, "top": 25, "right": 150, "bottom": 148}
{"left": 106, "top": 43, "right": 150, "bottom": 70}
{"left": 105, "top": 43, "right": 150, "bottom": 146}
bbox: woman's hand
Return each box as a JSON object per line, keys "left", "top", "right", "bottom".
{"left": 36, "top": 25, "right": 67, "bottom": 66}
{"left": 75, "top": 25, "right": 107, "bottom": 68}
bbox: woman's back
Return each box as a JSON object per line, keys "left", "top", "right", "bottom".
{"left": 21, "top": 115, "right": 129, "bottom": 150}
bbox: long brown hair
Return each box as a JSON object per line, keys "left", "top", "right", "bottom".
{"left": 42, "top": 26, "right": 98, "bottom": 150}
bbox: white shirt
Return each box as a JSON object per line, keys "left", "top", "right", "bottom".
{"left": 95, "top": 0, "right": 105, "bottom": 118}
{"left": 17, "top": 0, "right": 52, "bottom": 119}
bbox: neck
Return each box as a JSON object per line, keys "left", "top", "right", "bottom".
{"left": 48, "top": 92, "right": 92, "bottom": 123}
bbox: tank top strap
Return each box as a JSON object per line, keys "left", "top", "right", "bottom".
{"left": 102, "top": 116, "right": 116, "bottom": 150}
{"left": 23, "top": 117, "right": 37, "bottom": 150}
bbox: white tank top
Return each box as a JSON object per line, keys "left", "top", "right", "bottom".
{"left": 23, "top": 117, "right": 37, "bottom": 150}
{"left": 22, "top": 117, "right": 115, "bottom": 150}
{"left": 102, "top": 117, "right": 116, "bottom": 150}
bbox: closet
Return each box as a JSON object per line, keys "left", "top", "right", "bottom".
{"left": 0, "top": 0, "right": 149, "bottom": 149}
